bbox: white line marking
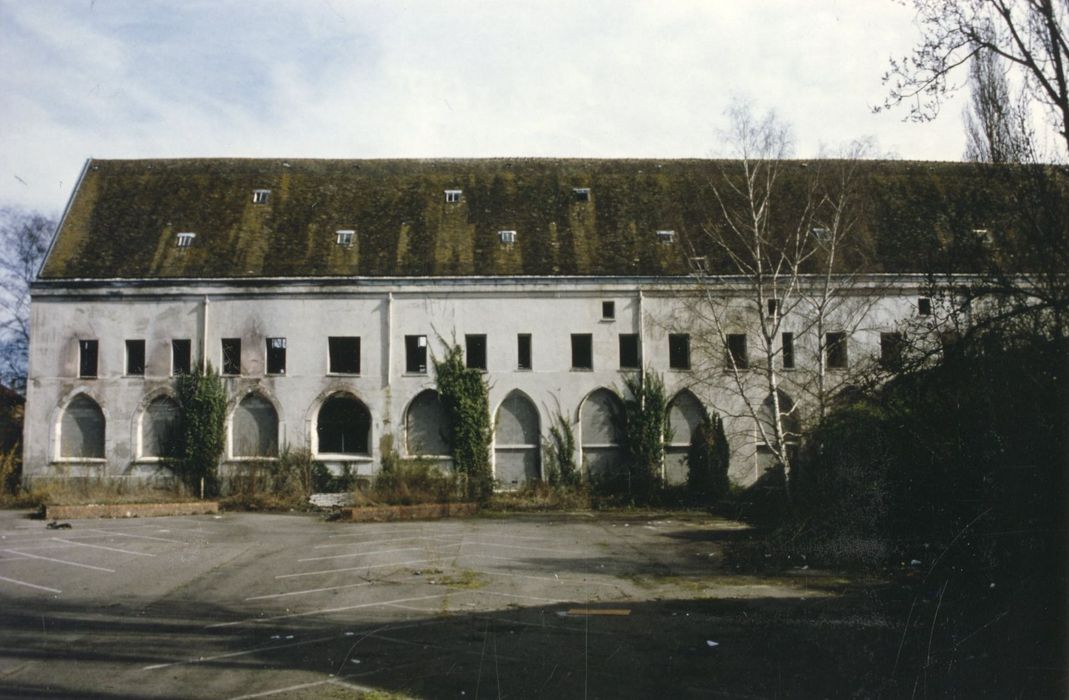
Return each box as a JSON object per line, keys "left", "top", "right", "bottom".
{"left": 228, "top": 677, "right": 378, "bottom": 700}
{"left": 51, "top": 537, "right": 155, "bottom": 557}
{"left": 475, "top": 590, "right": 567, "bottom": 605}
{"left": 79, "top": 528, "right": 183, "bottom": 543}
{"left": 313, "top": 535, "right": 462, "bottom": 550}
{"left": 245, "top": 581, "right": 373, "bottom": 601}
{"left": 206, "top": 594, "right": 449, "bottom": 628}
{"left": 143, "top": 633, "right": 339, "bottom": 670}
{"left": 276, "top": 557, "right": 444, "bottom": 579}
{"left": 298, "top": 546, "right": 433, "bottom": 562}
{"left": 2, "top": 549, "right": 115, "bottom": 572}
{"left": 456, "top": 540, "right": 583, "bottom": 555}
{"left": 459, "top": 566, "right": 617, "bottom": 587}
{"left": 0, "top": 574, "right": 61, "bottom": 593}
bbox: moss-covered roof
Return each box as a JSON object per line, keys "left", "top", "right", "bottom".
{"left": 39, "top": 158, "right": 1050, "bottom": 280}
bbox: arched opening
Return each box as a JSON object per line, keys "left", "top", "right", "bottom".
{"left": 142, "top": 395, "right": 180, "bottom": 459}
{"left": 317, "top": 394, "right": 371, "bottom": 456}
{"left": 666, "top": 390, "right": 705, "bottom": 485}
{"left": 494, "top": 391, "right": 540, "bottom": 489}
{"left": 405, "top": 389, "right": 450, "bottom": 456}
{"left": 755, "top": 390, "right": 800, "bottom": 472}
{"left": 233, "top": 393, "right": 279, "bottom": 458}
{"left": 60, "top": 394, "right": 105, "bottom": 459}
{"left": 580, "top": 388, "right": 624, "bottom": 480}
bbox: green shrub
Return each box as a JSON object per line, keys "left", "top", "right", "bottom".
{"left": 615, "top": 371, "right": 670, "bottom": 504}
{"left": 543, "top": 409, "right": 579, "bottom": 488}
{"left": 686, "top": 409, "right": 731, "bottom": 504}
{"left": 372, "top": 458, "right": 458, "bottom": 505}
{"left": 434, "top": 342, "right": 493, "bottom": 502}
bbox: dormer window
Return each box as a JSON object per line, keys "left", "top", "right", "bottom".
{"left": 573, "top": 187, "right": 591, "bottom": 202}
{"left": 336, "top": 230, "right": 354, "bottom": 247}
{"left": 689, "top": 256, "right": 708, "bottom": 273}
{"left": 812, "top": 227, "right": 830, "bottom": 241}
{"left": 498, "top": 230, "right": 517, "bottom": 245}
{"left": 252, "top": 189, "right": 270, "bottom": 204}
{"left": 176, "top": 232, "right": 196, "bottom": 248}
{"left": 445, "top": 189, "right": 462, "bottom": 204}
{"left": 656, "top": 230, "right": 675, "bottom": 244}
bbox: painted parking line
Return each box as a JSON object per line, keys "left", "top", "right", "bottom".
{"left": 207, "top": 593, "right": 451, "bottom": 628}
{"left": 246, "top": 581, "right": 373, "bottom": 601}
{"left": 447, "top": 539, "right": 585, "bottom": 555}
{"left": 276, "top": 557, "right": 448, "bottom": 579}
{"left": 312, "top": 535, "right": 462, "bottom": 550}
{"left": 457, "top": 565, "right": 619, "bottom": 588}
{"left": 298, "top": 546, "right": 432, "bottom": 562}
{"left": 0, "top": 574, "right": 61, "bottom": 593}
{"left": 142, "top": 632, "right": 341, "bottom": 670}
{"left": 50, "top": 537, "right": 156, "bottom": 557}
{"left": 228, "top": 677, "right": 380, "bottom": 700}
{"left": 78, "top": 527, "right": 184, "bottom": 544}
{"left": 2, "top": 549, "right": 115, "bottom": 572}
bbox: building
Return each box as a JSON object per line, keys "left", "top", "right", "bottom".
{"left": 23, "top": 158, "right": 1004, "bottom": 489}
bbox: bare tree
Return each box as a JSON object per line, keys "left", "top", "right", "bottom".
{"left": 880, "top": 0, "right": 1069, "bottom": 161}
{"left": 684, "top": 105, "right": 876, "bottom": 494}
{"left": 0, "top": 208, "right": 54, "bottom": 392}
{"left": 963, "top": 46, "right": 1033, "bottom": 162}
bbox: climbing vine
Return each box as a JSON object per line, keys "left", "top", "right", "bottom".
{"left": 543, "top": 408, "right": 579, "bottom": 488}
{"left": 175, "top": 362, "right": 227, "bottom": 496}
{"left": 434, "top": 343, "right": 493, "bottom": 502}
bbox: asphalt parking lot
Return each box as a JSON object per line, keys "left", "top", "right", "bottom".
{"left": 0, "top": 510, "right": 892, "bottom": 699}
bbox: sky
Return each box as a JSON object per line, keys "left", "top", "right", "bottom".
{"left": 0, "top": 0, "right": 975, "bottom": 217}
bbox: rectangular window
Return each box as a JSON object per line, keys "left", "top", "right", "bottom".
{"left": 444, "top": 189, "right": 462, "bottom": 203}
{"left": 336, "top": 230, "right": 354, "bottom": 246}
{"left": 602, "top": 301, "right": 615, "bottom": 320}
{"left": 826, "top": 332, "right": 848, "bottom": 369}
{"left": 656, "top": 230, "right": 676, "bottom": 244}
{"left": 465, "top": 334, "right": 487, "bottom": 370}
{"left": 252, "top": 189, "right": 270, "bottom": 204}
{"left": 918, "top": 297, "right": 932, "bottom": 316}
{"left": 266, "top": 338, "right": 287, "bottom": 375}
{"left": 726, "top": 334, "right": 748, "bottom": 369}
{"left": 880, "top": 332, "right": 905, "bottom": 368}
{"left": 78, "top": 339, "right": 98, "bottom": 378}
{"left": 669, "top": 334, "right": 691, "bottom": 370}
{"left": 573, "top": 187, "right": 590, "bottom": 202}
{"left": 176, "top": 232, "right": 196, "bottom": 248}
{"left": 767, "top": 298, "right": 779, "bottom": 317}
{"left": 222, "top": 338, "right": 241, "bottom": 375}
{"left": 619, "top": 334, "right": 640, "bottom": 369}
{"left": 781, "top": 332, "right": 795, "bottom": 369}
{"left": 125, "top": 339, "right": 145, "bottom": 376}
{"left": 498, "top": 230, "right": 517, "bottom": 245}
{"left": 328, "top": 336, "right": 361, "bottom": 374}
{"left": 172, "top": 339, "right": 192, "bottom": 375}
{"left": 405, "top": 335, "right": 428, "bottom": 374}
{"left": 571, "top": 334, "right": 593, "bottom": 370}
{"left": 517, "top": 334, "right": 532, "bottom": 370}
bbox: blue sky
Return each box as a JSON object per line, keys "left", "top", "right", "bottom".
{"left": 1, "top": 0, "right": 976, "bottom": 215}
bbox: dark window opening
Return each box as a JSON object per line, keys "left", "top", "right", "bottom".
{"left": 465, "top": 334, "right": 487, "bottom": 370}
{"left": 573, "top": 188, "right": 590, "bottom": 202}
{"left": 767, "top": 298, "right": 779, "bottom": 317}
{"left": 826, "top": 332, "right": 848, "bottom": 369}
{"left": 726, "top": 334, "right": 748, "bottom": 369}
{"left": 222, "top": 338, "right": 241, "bottom": 375}
{"left": 619, "top": 334, "right": 640, "bottom": 369}
{"left": 328, "top": 336, "right": 361, "bottom": 374}
{"left": 317, "top": 395, "right": 371, "bottom": 455}
{"left": 266, "top": 338, "right": 287, "bottom": 375}
{"left": 517, "top": 334, "right": 532, "bottom": 370}
{"left": 79, "top": 339, "right": 98, "bottom": 378}
{"left": 571, "top": 334, "right": 593, "bottom": 370}
{"left": 880, "top": 332, "right": 905, "bottom": 368}
{"left": 602, "top": 301, "right": 615, "bottom": 320}
{"left": 781, "top": 332, "right": 795, "bottom": 369}
{"left": 125, "top": 339, "right": 145, "bottom": 376}
{"left": 669, "top": 334, "right": 691, "bottom": 370}
{"left": 172, "top": 339, "right": 191, "bottom": 375}
{"left": 918, "top": 297, "right": 932, "bottom": 316}
{"left": 405, "top": 335, "right": 428, "bottom": 373}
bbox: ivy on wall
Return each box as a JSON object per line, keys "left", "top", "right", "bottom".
{"left": 175, "top": 363, "right": 226, "bottom": 496}
{"left": 434, "top": 343, "right": 493, "bottom": 502}
{"left": 618, "top": 371, "right": 671, "bottom": 504}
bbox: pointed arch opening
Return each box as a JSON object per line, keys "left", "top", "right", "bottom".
{"left": 666, "top": 390, "right": 705, "bottom": 485}
{"left": 233, "top": 393, "right": 279, "bottom": 458}
{"left": 405, "top": 389, "right": 451, "bottom": 457}
{"left": 316, "top": 393, "right": 371, "bottom": 456}
{"left": 579, "top": 388, "right": 624, "bottom": 480}
{"left": 60, "top": 394, "right": 105, "bottom": 459}
{"left": 494, "top": 390, "right": 540, "bottom": 488}
{"left": 142, "top": 395, "right": 181, "bottom": 459}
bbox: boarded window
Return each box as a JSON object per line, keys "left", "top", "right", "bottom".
{"left": 465, "top": 334, "right": 486, "bottom": 370}
{"left": 517, "top": 334, "right": 532, "bottom": 370}
{"left": 172, "top": 339, "right": 192, "bottom": 375}
{"left": 781, "top": 332, "right": 795, "bottom": 369}
{"left": 79, "top": 339, "right": 98, "bottom": 378}
{"left": 405, "top": 335, "right": 427, "bottom": 374}
{"left": 825, "top": 332, "right": 848, "bottom": 369}
{"left": 726, "top": 334, "right": 748, "bottom": 369}
{"left": 60, "top": 394, "right": 104, "bottom": 459}
{"left": 142, "top": 396, "right": 180, "bottom": 459}
{"left": 329, "top": 337, "right": 361, "bottom": 374}
{"left": 406, "top": 390, "right": 450, "bottom": 456}
{"left": 581, "top": 388, "right": 624, "bottom": 479}
{"left": 669, "top": 334, "right": 691, "bottom": 370}
{"left": 125, "top": 339, "right": 145, "bottom": 376}
{"left": 233, "top": 394, "right": 278, "bottom": 457}
{"left": 571, "top": 334, "right": 593, "bottom": 370}
{"left": 266, "top": 338, "right": 287, "bottom": 375}
{"left": 222, "top": 338, "right": 241, "bottom": 375}
{"left": 494, "top": 392, "right": 541, "bottom": 488}
{"left": 317, "top": 394, "right": 371, "bottom": 455}
{"left": 619, "top": 334, "right": 640, "bottom": 369}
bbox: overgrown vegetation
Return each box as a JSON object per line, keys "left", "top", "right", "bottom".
{"left": 602, "top": 371, "right": 670, "bottom": 505}
{"left": 685, "top": 407, "right": 731, "bottom": 505}
{"left": 175, "top": 363, "right": 226, "bottom": 497}
{"left": 433, "top": 342, "right": 493, "bottom": 502}
{"left": 220, "top": 446, "right": 316, "bottom": 510}
{"left": 542, "top": 407, "right": 579, "bottom": 488}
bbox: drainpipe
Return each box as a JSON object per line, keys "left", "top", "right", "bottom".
{"left": 201, "top": 296, "right": 209, "bottom": 371}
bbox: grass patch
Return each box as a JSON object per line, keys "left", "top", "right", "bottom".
{"left": 2, "top": 477, "right": 196, "bottom": 509}
{"left": 485, "top": 481, "right": 590, "bottom": 512}
{"left": 435, "top": 569, "right": 485, "bottom": 590}
{"left": 371, "top": 459, "right": 459, "bottom": 506}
